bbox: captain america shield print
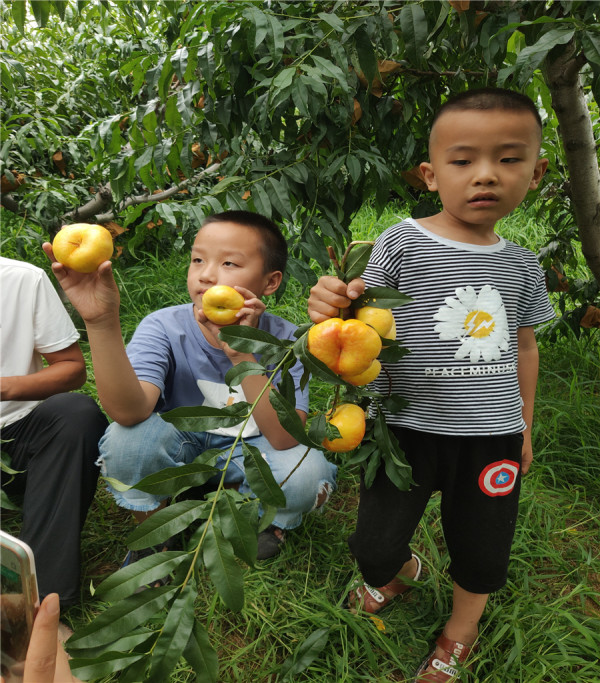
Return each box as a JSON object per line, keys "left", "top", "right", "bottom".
{"left": 478, "top": 460, "right": 520, "bottom": 497}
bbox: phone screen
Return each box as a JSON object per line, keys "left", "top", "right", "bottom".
{"left": 0, "top": 533, "right": 39, "bottom": 678}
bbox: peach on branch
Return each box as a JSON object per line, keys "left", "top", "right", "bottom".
{"left": 322, "top": 403, "right": 366, "bottom": 452}
{"left": 307, "top": 318, "right": 382, "bottom": 377}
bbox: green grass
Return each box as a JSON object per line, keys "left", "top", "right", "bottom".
{"left": 3, "top": 205, "right": 599, "bottom": 681}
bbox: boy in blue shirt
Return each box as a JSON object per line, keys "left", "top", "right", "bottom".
{"left": 45, "top": 211, "right": 336, "bottom": 562}
{"left": 308, "top": 89, "right": 554, "bottom": 681}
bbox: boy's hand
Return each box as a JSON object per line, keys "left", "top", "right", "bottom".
{"left": 43, "top": 242, "right": 120, "bottom": 325}
{"left": 307, "top": 276, "right": 365, "bottom": 323}
{"left": 521, "top": 431, "right": 533, "bottom": 474}
{"left": 195, "top": 286, "right": 265, "bottom": 360}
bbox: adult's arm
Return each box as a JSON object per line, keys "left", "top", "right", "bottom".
{"left": 0, "top": 342, "right": 86, "bottom": 401}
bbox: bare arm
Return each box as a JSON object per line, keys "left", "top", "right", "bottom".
{"left": 307, "top": 275, "right": 365, "bottom": 322}
{"left": 42, "top": 243, "right": 159, "bottom": 425}
{"left": 517, "top": 326, "right": 539, "bottom": 475}
{"left": 0, "top": 342, "right": 86, "bottom": 401}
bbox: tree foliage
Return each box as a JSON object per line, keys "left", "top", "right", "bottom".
{"left": 1, "top": 0, "right": 599, "bottom": 336}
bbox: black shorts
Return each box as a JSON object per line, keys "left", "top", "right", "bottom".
{"left": 348, "top": 427, "right": 523, "bottom": 594}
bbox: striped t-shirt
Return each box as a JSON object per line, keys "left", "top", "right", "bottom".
{"left": 362, "top": 218, "right": 555, "bottom": 436}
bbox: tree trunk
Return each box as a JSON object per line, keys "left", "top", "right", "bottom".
{"left": 544, "top": 43, "right": 600, "bottom": 285}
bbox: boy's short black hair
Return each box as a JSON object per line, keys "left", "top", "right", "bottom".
{"left": 201, "top": 210, "right": 288, "bottom": 274}
{"left": 432, "top": 87, "right": 543, "bottom": 137}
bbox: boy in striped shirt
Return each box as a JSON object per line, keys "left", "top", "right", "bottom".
{"left": 308, "top": 88, "right": 554, "bottom": 681}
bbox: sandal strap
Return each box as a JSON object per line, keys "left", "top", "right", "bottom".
{"left": 413, "top": 633, "right": 477, "bottom": 682}
{"left": 435, "top": 633, "right": 475, "bottom": 663}
{"left": 349, "top": 553, "right": 422, "bottom": 614}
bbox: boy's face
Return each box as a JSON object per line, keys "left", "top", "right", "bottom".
{"left": 419, "top": 109, "right": 548, "bottom": 235}
{"left": 187, "top": 221, "right": 281, "bottom": 310}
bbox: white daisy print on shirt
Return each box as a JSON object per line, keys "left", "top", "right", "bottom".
{"left": 433, "top": 285, "right": 510, "bottom": 363}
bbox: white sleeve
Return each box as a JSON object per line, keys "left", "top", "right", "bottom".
{"left": 32, "top": 271, "right": 80, "bottom": 353}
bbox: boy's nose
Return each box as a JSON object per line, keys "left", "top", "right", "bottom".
{"left": 473, "top": 163, "right": 498, "bottom": 185}
{"left": 198, "top": 265, "right": 218, "bottom": 284}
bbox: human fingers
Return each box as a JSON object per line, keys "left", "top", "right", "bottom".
{"left": 23, "top": 594, "right": 60, "bottom": 683}
{"left": 308, "top": 276, "right": 354, "bottom": 322}
{"left": 345, "top": 277, "right": 366, "bottom": 300}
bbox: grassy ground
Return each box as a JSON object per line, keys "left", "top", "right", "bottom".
{"left": 2, "top": 205, "right": 599, "bottom": 681}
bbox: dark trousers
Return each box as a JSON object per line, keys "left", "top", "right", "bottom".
{"left": 348, "top": 428, "right": 523, "bottom": 594}
{"left": 2, "top": 393, "right": 108, "bottom": 608}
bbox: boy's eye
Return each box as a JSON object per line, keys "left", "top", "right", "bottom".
{"left": 192, "top": 257, "right": 203, "bottom": 264}
{"left": 451, "top": 159, "right": 470, "bottom": 166}
{"left": 223, "top": 261, "right": 238, "bottom": 267}
{"left": 501, "top": 157, "right": 521, "bottom": 163}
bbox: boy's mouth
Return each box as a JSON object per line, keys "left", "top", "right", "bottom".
{"left": 468, "top": 193, "right": 499, "bottom": 207}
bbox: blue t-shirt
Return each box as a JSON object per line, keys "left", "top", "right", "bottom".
{"left": 126, "top": 304, "right": 307, "bottom": 438}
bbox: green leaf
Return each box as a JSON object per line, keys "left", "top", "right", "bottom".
{"left": 215, "top": 493, "right": 258, "bottom": 566}
{"left": 354, "top": 286, "right": 414, "bottom": 309}
{"left": 126, "top": 500, "right": 209, "bottom": 550}
{"left": 30, "top": 0, "right": 51, "bottom": 27}
{"left": 218, "top": 325, "right": 287, "bottom": 356}
{"left": 375, "top": 413, "right": 412, "bottom": 491}
{"left": 161, "top": 403, "right": 250, "bottom": 431}
{"left": 354, "top": 26, "right": 378, "bottom": 90}
{"left": 0, "top": 489, "right": 20, "bottom": 511}
{"left": 266, "top": 176, "right": 293, "bottom": 219}
{"left": 242, "top": 442, "right": 287, "bottom": 508}
{"left": 69, "top": 651, "right": 146, "bottom": 680}
{"left": 381, "top": 393, "right": 409, "bottom": 415}
{"left": 311, "top": 55, "right": 349, "bottom": 91}
{"left": 146, "top": 581, "right": 196, "bottom": 683}
{"left": 378, "top": 340, "right": 410, "bottom": 364}
{"left": 225, "top": 360, "right": 267, "bottom": 386}
{"left": 281, "top": 627, "right": 330, "bottom": 679}
{"left": 343, "top": 243, "right": 373, "bottom": 281}
{"left": 269, "top": 390, "right": 315, "bottom": 448}
{"left": 307, "top": 412, "right": 327, "bottom": 445}
{"left": 183, "top": 622, "right": 219, "bottom": 683}
{"left": 243, "top": 6, "right": 269, "bottom": 50}
{"left": 251, "top": 181, "right": 272, "bottom": 218}
{"left": 514, "top": 27, "right": 575, "bottom": 86}
{"left": 66, "top": 628, "right": 155, "bottom": 659}
{"left": 12, "top": 0, "right": 26, "bottom": 34}
{"left": 68, "top": 586, "right": 177, "bottom": 649}
{"left": 582, "top": 31, "right": 600, "bottom": 67}
{"left": 210, "top": 175, "right": 245, "bottom": 196}
{"left": 202, "top": 523, "right": 244, "bottom": 611}
{"left": 128, "top": 462, "right": 219, "bottom": 496}
{"left": 95, "top": 552, "right": 191, "bottom": 601}
{"left": 266, "top": 12, "right": 285, "bottom": 63}
{"left": 400, "top": 3, "right": 428, "bottom": 66}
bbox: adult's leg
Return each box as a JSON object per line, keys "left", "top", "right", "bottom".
{"left": 3, "top": 394, "right": 108, "bottom": 608}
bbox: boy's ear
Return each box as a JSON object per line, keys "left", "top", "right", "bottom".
{"left": 262, "top": 270, "right": 283, "bottom": 296}
{"left": 529, "top": 158, "right": 549, "bottom": 190}
{"left": 419, "top": 162, "right": 438, "bottom": 192}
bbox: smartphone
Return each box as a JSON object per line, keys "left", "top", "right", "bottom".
{"left": 0, "top": 531, "right": 39, "bottom": 680}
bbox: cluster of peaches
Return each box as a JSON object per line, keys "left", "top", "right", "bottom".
{"left": 307, "top": 307, "right": 396, "bottom": 453}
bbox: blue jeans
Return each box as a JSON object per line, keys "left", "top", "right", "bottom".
{"left": 97, "top": 414, "right": 337, "bottom": 530}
